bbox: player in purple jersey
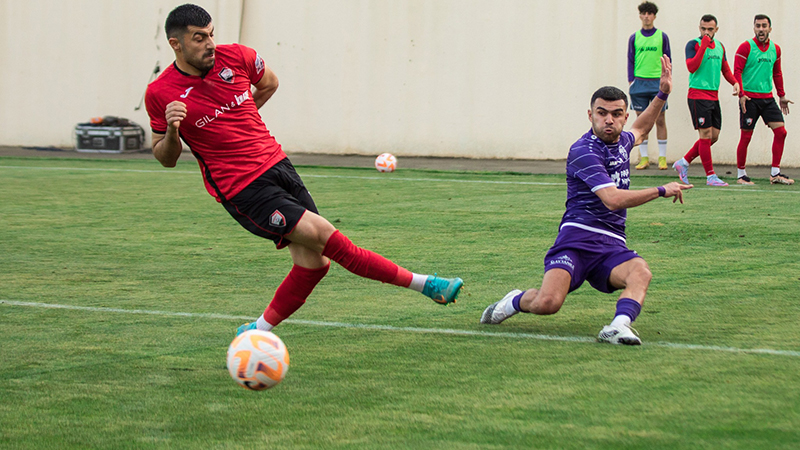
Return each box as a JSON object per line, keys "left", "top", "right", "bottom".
{"left": 481, "top": 55, "right": 692, "bottom": 345}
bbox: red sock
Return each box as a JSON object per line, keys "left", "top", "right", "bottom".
{"left": 698, "top": 138, "right": 714, "bottom": 175}
{"left": 263, "top": 263, "right": 329, "bottom": 326}
{"left": 772, "top": 126, "right": 787, "bottom": 168}
{"left": 684, "top": 140, "right": 700, "bottom": 163}
{"left": 322, "top": 230, "right": 413, "bottom": 287}
{"left": 737, "top": 130, "right": 753, "bottom": 169}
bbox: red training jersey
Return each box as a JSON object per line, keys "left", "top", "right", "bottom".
{"left": 145, "top": 43, "right": 287, "bottom": 202}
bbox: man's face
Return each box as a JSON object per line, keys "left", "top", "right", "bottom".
{"left": 639, "top": 12, "right": 656, "bottom": 28}
{"left": 171, "top": 23, "right": 216, "bottom": 74}
{"left": 588, "top": 99, "right": 629, "bottom": 144}
{"left": 754, "top": 19, "right": 771, "bottom": 43}
{"left": 699, "top": 20, "right": 718, "bottom": 40}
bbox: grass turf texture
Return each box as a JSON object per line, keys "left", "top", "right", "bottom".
{"left": 1, "top": 157, "right": 799, "bottom": 449}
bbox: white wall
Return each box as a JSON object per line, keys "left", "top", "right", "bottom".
{"left": 1, "top": 0, "right": 798, "bottom": 166}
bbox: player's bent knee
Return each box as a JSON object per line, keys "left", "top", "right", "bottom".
{"left": 530, "top": 293, "right": 564, "bottom": 315}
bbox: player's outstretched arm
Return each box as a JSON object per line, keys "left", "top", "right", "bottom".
{"left": 595, "top": 181, "right": 693, "bottom": 211}
{"left": 630, "top": 55, "right": 672, "bottom": 145}
{"left": 152, "top": 101, "right": 186, "bottom": 168}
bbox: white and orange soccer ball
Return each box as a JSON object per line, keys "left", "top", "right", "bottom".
{"left": 374, "top": 153, "right": 397, "bottom": 172}
{"left": 226, "top": 329, "right": 290, "bottom": 390}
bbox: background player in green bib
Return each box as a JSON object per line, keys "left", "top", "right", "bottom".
{"left": 627, "top": 1, "right": 671, "bottom": 170}
{"left": 672, "top": 15, "right": 739, "bottom": 187}
{"left": 734, "top": 14, "right": 794, "bottom": 185}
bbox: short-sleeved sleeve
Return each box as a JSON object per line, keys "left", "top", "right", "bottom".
{"left": 144, "top": 85, "right": 167, "bottom": 134}
{"left": 236, "top": 44, "right": 266, "bottom": 85}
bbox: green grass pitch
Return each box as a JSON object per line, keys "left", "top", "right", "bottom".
{"left": 1, "top": 157, "right": 799, "bottom": 449}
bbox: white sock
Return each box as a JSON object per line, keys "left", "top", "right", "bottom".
{"left": 610, "top": 314, "right": 632, "bottom": 328}
{"left": 678, "top": 157, "right": 688, "bottom": 166}
{"left": 256, "top": 315, "right": 274, "bottom": 332}
{"left": 408, "top": 273, "right": 428, "bottom": 292}
{"left": 658, "top": 139, "right": 668, "bottom": 157}
{"left": 772, "top": 167, "right": 781, "bottom": 176}
{"left": 502, "top": 295, "right": 520, "bottom": 316}
{"left": 738, "top": 169, "right": 747, "bottom": 178}
{"left": 640, "top": 140, "right": 649, "bottom": 158}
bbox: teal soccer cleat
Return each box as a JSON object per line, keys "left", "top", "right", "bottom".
{"left": 236, "top": 322, "right": 257, "bottom": 336}
{"left": 422, "top": 275, "right": 463, "bottom": 305}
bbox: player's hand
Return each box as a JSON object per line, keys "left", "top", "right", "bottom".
{"left": 739, "top": 95, "right": 751, "bottom": 113}
{"left": 662, "top": 181, "right": 693, "bottom": 204}
{"left": 780, "top": 97, "right": 793, "bottom": 115}
{"left": 659, "top": 55, "right": 672, "bottom": 95}
{"left": 732, "top": 83, "right": 740, "bottom": 97}
{"left": 165, "top": 101, "right": 187, "bottom": 131}
{"left": 700, "top": 35, "right": 712, "bottom": 48}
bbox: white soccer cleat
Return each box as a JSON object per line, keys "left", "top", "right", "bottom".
{"left": 597, "top": 324, "right": 642, "bottom": 345}
{"left": 480, "top": 289, "right": 522, "bottom": 324}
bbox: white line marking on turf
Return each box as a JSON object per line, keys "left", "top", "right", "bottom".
{"left": 4, "top": 300, "right": 799, "bottom": 358}
{"left": 3, "top": 164, "right": 800, "bottom": 193}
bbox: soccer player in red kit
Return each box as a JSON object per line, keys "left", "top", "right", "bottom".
{"left": 733, "top": 14, "right": 794, "bottom": 185}
{"left": 145, "top": 4, "right": 463, "bottom": 335}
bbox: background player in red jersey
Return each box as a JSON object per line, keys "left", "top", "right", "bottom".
{"left": 671, "top": 15, "right": 739, "bottom": 187}
{"left": 145, "top": 4, "right": 463, "bottom": 335}
{"left": 734, "top": 14, "right": 794, "bottom": 185}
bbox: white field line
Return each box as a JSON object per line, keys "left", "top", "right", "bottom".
{"left": 3, "top": 300, "right": 799, "bottom": 358}
{"left": 2, "top": 164, "right": 800, "bottom": 192}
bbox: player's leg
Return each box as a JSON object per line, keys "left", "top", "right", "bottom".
{"left": 655, "top": 108, "right": 668, "bottom": 169}
{"left": 674, "top": 99, "right": 702, "bottom": 184}
{"left": 767, "top": 120, "right": 794, "bottom": 185}
{"left": 737, "top": 98, "right": 759, "bottom": 182}
{"left": 240, "top": 244, "right": 331, "bottom": 334}
{"left": 480, "top": 269, "right": 570, "bottom": 325}
{"left": 631, "top": 96, "right": 650, "bottom": 169}
{"left": 288, "top": 211, "right": 463, "bottom": 304}
{"left": 597, "top": 257, "right": 650, "bottom": 345}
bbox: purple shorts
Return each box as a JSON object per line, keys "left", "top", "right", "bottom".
{"left": 543, "top": 226, "right": 641, "bottom": 293}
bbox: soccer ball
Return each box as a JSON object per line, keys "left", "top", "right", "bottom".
{"left": 226, "top": 329, "right": 290, "bottom": 390}
{"left": 375, "top": 153, "right": 397, "bottom": 172}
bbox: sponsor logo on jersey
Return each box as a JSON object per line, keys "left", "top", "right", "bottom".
{"left": 270, "top": 210, "right": 286, "bottom": 227}
{"left": 194, "top": 90, "right": 252, "bottom": 128}
{"left": 255, "top": 54, "right": 265, "bottom": 74}
{"left": 180, "top": 87, "right": 194, "bottom": 98}
{"left": 219, "top": 67, "right": 235, "bottom": 83}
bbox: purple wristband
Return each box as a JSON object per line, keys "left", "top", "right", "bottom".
{"left": 656, "top": 90, "right": 669, "bottom": 101}
{"left": 657, "top": 186, "right": 666, "bottom": 197}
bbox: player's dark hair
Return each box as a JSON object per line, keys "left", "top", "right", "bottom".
{"left": 701, "top": 14, "right": 717, "bottom": 25}
{"left": 638, "top": 1, "right": 658, "bottom": 15}
{"left": 754, "top": 14, "right": 771, "bottom": 26}
{"left": 591, "top": 86, "right": 628, "bottom": 108}
{"left": 165, "top": 4, "right": 212, "bottom": 39}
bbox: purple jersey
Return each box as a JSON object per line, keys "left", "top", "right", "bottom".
{"left": 559, "top": 130, "right": 634, "bottom": 242}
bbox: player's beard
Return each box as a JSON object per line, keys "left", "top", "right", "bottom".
{"left": 187, "top": 49, "right": 216, "bottom": 75}
{"left": 594, "top": 125, "right": 622, "bottom": 144}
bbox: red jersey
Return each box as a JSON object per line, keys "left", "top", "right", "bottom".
{"left": 145, "top": 44, "right": 287, "bottom": 202}
{"left": 734, "top": 38, "right": 785, "bottom": 99}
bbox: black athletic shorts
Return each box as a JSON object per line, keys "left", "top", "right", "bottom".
{"left": 688, "top": 98, "right": 721, "bottom": 129}
{"left": 222, "top": 157, "right": 318, "bottom": 249}
{"left": 740, "top": 97, "right": 784, "bottom": 130}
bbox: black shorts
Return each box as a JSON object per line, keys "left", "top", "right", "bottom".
{"left": 222, "top": 158, "right": 318, "bottom": 249}
{"left": 740, "top": 97, "right": 784, "bottom": 130}
{"left": 688, "top": 98, "right": 721, "bottom": 129}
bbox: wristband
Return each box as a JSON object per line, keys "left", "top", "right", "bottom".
{"left": 656, "top": 90, "right": 669, "bottom": 101}
{"left": 657, "top": 186, "right": 666, "bottom": 197}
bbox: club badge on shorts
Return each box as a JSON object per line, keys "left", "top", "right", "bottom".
{"left": 270, "top": 210, "right": 286, "bottom": 227}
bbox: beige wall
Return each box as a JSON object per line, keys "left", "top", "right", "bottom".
{"left": 1, "top": 0, "right": 798, "bottom": 166}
